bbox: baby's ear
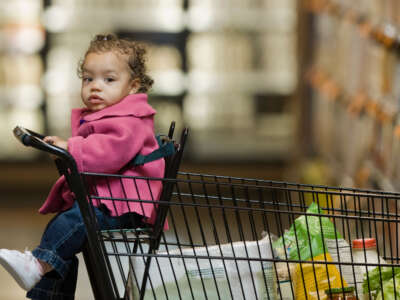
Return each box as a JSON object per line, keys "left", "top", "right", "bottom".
{"left": 129, "top": 78, "right": 141, "bottom": 94}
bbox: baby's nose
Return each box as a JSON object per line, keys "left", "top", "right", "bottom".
{"left": 90, "top": 79, "right": 102, "bottom": 90}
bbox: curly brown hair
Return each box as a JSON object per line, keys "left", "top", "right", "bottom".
{"left": 78, "top": 33, "right": 154, "bottom": 93}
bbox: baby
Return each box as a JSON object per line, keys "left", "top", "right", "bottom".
{"left": 0, "top": 33, "right": 165, "bottom": 300}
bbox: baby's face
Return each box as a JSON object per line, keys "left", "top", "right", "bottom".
{"left": 80, "top": 51, "right": 138, "bottom": 111}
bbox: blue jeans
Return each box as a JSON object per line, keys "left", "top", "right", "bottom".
{"left": 26, "top": 202, "right": 143, "bottom": 300}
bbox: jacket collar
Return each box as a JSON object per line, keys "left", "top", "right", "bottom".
{"left": 71, "top": 94, "right": 155, "bottom": 136}
{"left": 72, "top": 93, "right": 155, "bottom": 120}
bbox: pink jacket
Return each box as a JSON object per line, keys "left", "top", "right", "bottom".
{"left": 39, "top": 94, "right": 165, "bottom": 222}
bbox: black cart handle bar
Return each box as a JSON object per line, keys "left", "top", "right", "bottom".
{"left": 13, "top": 126, "right": 74, "bottom": 162}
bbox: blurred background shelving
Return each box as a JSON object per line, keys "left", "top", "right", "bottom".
{"left": 0, "top": 0, "right": 300, "bottom": 180}
{"left": 0, "top": 0, "right": 45, "bottom": 160}
{"left": 303, "top": 0, "right": 400, "bottom": 191}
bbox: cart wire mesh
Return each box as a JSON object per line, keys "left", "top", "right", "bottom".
{"left": 81, "top": 171, "right": 400, "bottom": 300}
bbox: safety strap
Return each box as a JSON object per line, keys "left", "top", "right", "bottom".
{"left": 130, "top": 135, "right": 176, "bottom": 166}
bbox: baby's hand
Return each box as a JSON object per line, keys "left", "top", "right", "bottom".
{"left": 43, "top": 136, "right": 68, "bottom": 150}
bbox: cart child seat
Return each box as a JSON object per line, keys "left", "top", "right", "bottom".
{"left": 13, "top": 121, "right": 189, "bottom": 300}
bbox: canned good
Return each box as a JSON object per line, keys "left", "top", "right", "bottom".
{"left": 325, "top": 287, "right": 357, "bottom": 300}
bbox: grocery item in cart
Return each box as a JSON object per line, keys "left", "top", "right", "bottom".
{"left": 352, "top": 238, "right": 385, "bottom": 298}
{"left": 362, "top": 266, "right": 400, "bottom": 300}
{"left": 274, "top": 245, "right": 295, "bottom": 300}
{"left": 271, "top": 249, "right": 293, "bottom": 295}
{"left": 274, "top": 202, "right": 353, "bottom": 300}
{"left": 129, "top": 235, "right": 276, "bottom": 300}
{"left": 325, "top": 287, "right": 357, "bottom": 300}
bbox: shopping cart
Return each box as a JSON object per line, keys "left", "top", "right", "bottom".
{"left": 13, "top": 125, "right": 400, "bottom": 300}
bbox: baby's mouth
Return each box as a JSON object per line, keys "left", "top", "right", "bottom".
{"left": 88, "top": 95, "right": 103, "bottom": 104}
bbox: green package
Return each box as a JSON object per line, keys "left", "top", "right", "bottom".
{"left": 273, "top": 202, "right": 343, "bottom": 261}
{"left": 363, "top": 267, "right": 400, "bottom": 300}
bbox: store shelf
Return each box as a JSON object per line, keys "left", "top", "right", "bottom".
{"left": 187, "top": 130, "right": 293, "bottom": 163}
{"left": 43, "top": 6, "right": 297, "bottom": 34}
{"left": 0, "top": 24, "right": 45, "bottom": 54}
{"left": 187, "top": 71, "right": 297, "bottom": 95}
{"left": 0, "top": 85, "right": 43, "bottom": 109}
{"left": 0, "top": 0, "right": 42, "bottom": 23}
{"left": 186, "top": 7, "right": 297, "bottom": 33}
{"left": 185, "top": 112, "right": 294, "bottom": 162}
{"left": 304, "top": 0, "right": 400, "bottom": 190}
{"left": 146, "top": 70, "right": 298, "bottom": 95}
{"left": 150, "top": 70, "right": 186, "bottom": 96}
{"left": 0, "top": 0, "right": 44, "bottom": 160}
{"left": 42, "top": 6, "right": 186, "bottom": 33}
{"left": 307, "top": 0, "right": 400, "bottom": 53}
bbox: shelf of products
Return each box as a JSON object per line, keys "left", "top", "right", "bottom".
{"left": 0, "top": 0, "right": 45, "bottom": 160}
{"left": 42, "top": 6, "right": 186, "bottom": 33}
{"left": 183, "top": 9, "right": 297, "bottom": 161}
{"left": 186, "top": 6, "right": 296, "bottom": 33}
{"left": 304, "top": 0, "right": 400, "bottom": 190}
{"left": 0, "top": 0, "right": 299, "bottom": 163}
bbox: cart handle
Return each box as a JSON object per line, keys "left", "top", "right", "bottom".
{"left": 13, "top": 126, "right": 74, "bottom": 162}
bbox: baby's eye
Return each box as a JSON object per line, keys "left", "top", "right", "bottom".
{"left": 82, "top": 77, "right": 92, "bottom": 83}
{"left": 105, "top": 77, "right": 115, "bottom": 83}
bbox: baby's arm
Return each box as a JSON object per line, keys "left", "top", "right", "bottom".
{"left": 43, "top": 136, "right": 68, "bottom": 150}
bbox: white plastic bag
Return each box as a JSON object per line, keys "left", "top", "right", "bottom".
{"left": 128, "top": 236, "right": 275, "bottom": 300}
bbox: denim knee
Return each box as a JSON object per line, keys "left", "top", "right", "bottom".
{"left": 34, "top": 202, "right": 89, "bottom": 276}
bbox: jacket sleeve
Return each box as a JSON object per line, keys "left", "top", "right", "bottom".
{"left": 67, "top": 116, "right": 153, "bottom": 173}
